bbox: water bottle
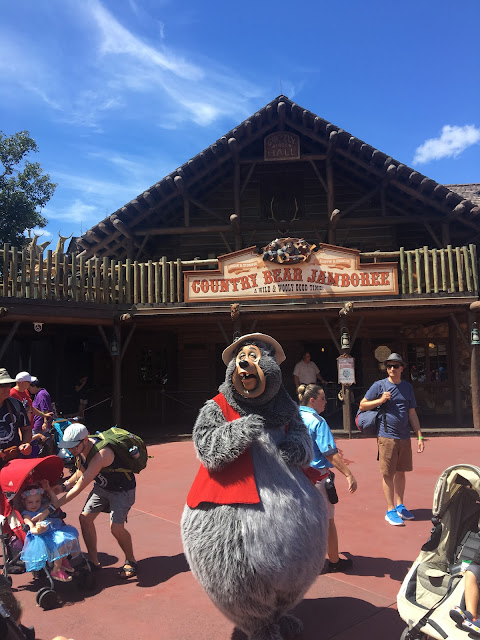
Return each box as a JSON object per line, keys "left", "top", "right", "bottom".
{"left": 325, "top": 471, "right": 338, "bottom": 504}
{"left": 129, "top": 446, "right": 140, "bottom": 459}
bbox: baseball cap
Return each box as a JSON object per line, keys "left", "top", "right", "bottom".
{"left": 57, "top": 424, "right": 89, "bottom": 449}
{"left": 15, "top": 371, "right": 32, "bottom": 383}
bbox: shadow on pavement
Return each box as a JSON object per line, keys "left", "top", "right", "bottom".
{"left": 136, "top": 552, "right": 190, "bottom": 587}
{"left": 230, "top": 596, "right": 405, "bottom": 640}
{"left": 336, "top": 554, "right": 411, "bottom": 582}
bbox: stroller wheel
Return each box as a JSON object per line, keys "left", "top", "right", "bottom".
{"left": 36, "top": 587, "right": 58, "bottom": 610}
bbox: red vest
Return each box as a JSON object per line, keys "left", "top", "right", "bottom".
{"left": 186, "top": 394, "right": 261, "bottom": 508}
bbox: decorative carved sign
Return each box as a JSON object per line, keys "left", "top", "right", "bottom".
{"left": 184, "top": 241, "right": 398, "bottom": 303}
{"left": 262, "top": 237, "right": 313, "bottom": 263}
{"left": 264, "top": 132, "right": 300, "bottom": 161}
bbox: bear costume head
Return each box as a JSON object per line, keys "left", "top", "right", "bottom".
{"left": 221, "top": 333, "right": 285, "bottom": 406}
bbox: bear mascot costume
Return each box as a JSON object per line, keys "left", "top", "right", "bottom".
{"left": 181, "top": 333, "right": 328, "bottom": 640}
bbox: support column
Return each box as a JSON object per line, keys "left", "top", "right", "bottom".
{"left": 469, "top": 304, "right": 480, "bottom": 430}
{"left": 448, "top": 315, "right": 462, "bottom": 426}
{"left": 112, "top": 321, "right": 122, "bottom": 427}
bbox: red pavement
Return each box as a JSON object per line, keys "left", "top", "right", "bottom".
{"left": 7, "top": 434, "right": 480, "bottom": 640}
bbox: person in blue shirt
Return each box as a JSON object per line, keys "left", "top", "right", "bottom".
{"left": 359, "top": 353, "right": 424, "bottom": 527}
{"left": 298, "top": 383, "right": 357, "bottom": 573}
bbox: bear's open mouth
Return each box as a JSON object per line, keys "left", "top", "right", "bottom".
{"left": 240, "top": 372, "right": 256, "bottom": 380}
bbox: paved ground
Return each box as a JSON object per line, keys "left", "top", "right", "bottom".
{"left": 7, "top": 434, "right": 480, "bottom": 640}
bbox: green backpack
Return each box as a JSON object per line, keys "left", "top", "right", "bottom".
{"left": 85, "top": 427, "right": 148, "bottom": 474}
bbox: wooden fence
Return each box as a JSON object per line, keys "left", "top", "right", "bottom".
{"left": 0, "top": 243, "right": 477, "bottom": 305}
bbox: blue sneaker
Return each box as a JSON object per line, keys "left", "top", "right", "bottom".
{"left": 396, "top": 504, "right": 415, "bottom": 520}
{"left": 450, "top": 605, "right": 467, "bottom": 626}
{"left": 385, "top": 509, "right": 405, "bottom": 526}
{"left": 463, "top": 617, "right": 480, "bottom": 636}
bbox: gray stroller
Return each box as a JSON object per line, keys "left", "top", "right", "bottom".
{"left": 397, "top": 463, "right": 480, "bottom": 639}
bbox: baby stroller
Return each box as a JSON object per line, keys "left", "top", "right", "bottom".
{"left": 0, "top": 456, "right": 94, "bottom": 609}
{"left": 397, "top": 464, "right": 480, "bottom": 639}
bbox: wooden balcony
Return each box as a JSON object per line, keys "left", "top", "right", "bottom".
{"left": 0, "top": 243, "right": 478, "bottom": 306}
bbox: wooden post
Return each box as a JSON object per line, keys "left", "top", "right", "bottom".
{"left": 112, "top": 321, "right": 122, "bottom": 427}
{"left": 340, "top": 320, "right": 353, "bottom": 437}
{"left": 230, "top": 303, "right": 241, "bottom": 339}
{"left": 0, "top": 321, "right": 21, "bottom": 360}
{"left": 470, "top": 304, "right": 480, "bottom": 430}
{"left": 449, "top": 315, "right": 462, "bottom": 426}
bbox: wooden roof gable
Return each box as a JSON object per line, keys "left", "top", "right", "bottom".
{"left": 76, "top": 95, "right": 480, "bottom": 259}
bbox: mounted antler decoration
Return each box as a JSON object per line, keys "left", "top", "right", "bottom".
{"left": 269, "top": 196, "right": 300, "bottom": 229}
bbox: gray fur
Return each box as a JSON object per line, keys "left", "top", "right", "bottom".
{"left": 182, "top": 340, "right": 328, "bottom": 639}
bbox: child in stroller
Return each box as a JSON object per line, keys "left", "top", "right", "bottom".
{"left": 0, "top": 456, "right": 94, "bottom": 609}
{"left": 397, "top": 463, "right": 480, "bottom": 640}
{"left": 19, "top": 480, "right": 80, "bottom": 583}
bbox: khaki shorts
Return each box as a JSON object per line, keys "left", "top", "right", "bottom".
{"left": 378, "top": 436, "right": 413, "bottom": 476}
{"left": 82, "top": 485, "right": 136, "bottom": 524}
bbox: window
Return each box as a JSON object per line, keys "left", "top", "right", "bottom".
{"left": 407, "top": 341, "right": 448, "bottom": 384}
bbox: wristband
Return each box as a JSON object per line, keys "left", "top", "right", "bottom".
{"left": 418, "top": 436, "right": 424, "bottom": 440}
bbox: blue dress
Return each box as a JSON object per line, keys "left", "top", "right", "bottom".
{"left": 20, "top": 508, "right": 81, "bottom": 572}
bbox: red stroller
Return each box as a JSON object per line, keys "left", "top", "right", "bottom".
{"left": 0, "top": 456, "right": 94, "bottom": 609}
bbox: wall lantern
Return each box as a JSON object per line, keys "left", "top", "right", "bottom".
{"left": 341, "top": 327, "right": 350, "bottom": 351}
{"left": 110, "top": 337, "right": 119, "bottom": 356}
{"left": 472, "top": 322, "right": 480, "bottom": 346}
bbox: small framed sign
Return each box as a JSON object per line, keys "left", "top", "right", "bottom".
{"left": 337, "top": 355, "right": 355, "bottom": 385}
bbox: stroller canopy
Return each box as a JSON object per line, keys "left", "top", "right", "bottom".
{"left": 0, "top": 456, "right": 64, "bottom": 497}
{"left": 432, "top": 464, "right": 480, "bottom": 517}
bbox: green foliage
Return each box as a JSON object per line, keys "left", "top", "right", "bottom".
{"left": 0, "top": 130, "right": 57, "bottom": 248}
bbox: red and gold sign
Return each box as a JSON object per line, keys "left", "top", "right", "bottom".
{"left": 184, "top": 241, "right": 398, "bottom": 303}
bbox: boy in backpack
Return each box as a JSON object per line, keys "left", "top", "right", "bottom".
{"left": 56, "top": 424, "right": 138, "bottom": 579}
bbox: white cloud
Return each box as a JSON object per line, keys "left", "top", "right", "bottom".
{"left": 413, "top": 125, "right": 480, "bottom": 164}
{"left": 0, "top": 1, "right": 264, "bottom": 131}
{"left": 46, "top": 199, "right": 99, "bottom": 224}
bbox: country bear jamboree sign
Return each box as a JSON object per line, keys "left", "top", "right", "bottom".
{"left": 184, "top": 242, "right": 398, "bottom": 303}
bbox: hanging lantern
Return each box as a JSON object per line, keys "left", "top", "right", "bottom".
{"left": 341, "top": 327, "right": 350, "bottom": 351}
{"left": 472, "top": 322, "right": 480, "bottom": 346}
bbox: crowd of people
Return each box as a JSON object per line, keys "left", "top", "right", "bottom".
{"left": 1, "top": 348, "right": 478, "bottom": 638}
{"left": 0, "top": 367, "right": 138, "bottom": 640}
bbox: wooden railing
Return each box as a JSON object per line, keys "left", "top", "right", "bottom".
{"left": 0, "top": 243, "right": 477, "bottom": 305}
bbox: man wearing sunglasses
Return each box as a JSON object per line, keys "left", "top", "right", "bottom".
{"left": 359, "top": 353, "right": 424, "bottom": 526}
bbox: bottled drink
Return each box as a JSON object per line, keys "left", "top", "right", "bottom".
{"left": 129, "top": 446, "right": 140, "bottom": 459}
{"left": 325, "top": 472, "right": 338, "bottom": 504}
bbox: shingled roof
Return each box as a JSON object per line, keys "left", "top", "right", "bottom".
{"left": 446, "top": 184, "right": 480, "bottom": 206}
{"left": 76, "top": 95, "right": 480, "bottom": 259}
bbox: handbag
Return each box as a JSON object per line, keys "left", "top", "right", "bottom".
{"left": 355, "top": 382, "right": 387, "bottom": 437}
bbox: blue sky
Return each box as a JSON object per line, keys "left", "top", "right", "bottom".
{"left": 1, "top": 0, "right": 479, "bottom": 247}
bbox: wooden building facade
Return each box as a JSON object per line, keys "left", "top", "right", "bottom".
{"left": 1, "top": 96, "right": 480, "bottom": 434}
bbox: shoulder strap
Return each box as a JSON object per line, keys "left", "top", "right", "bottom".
{"left": 379, "top": 381, "right": 388, "bottom": 434}
{"left": 84, "top": 437, "right": 103, "bottom": 468}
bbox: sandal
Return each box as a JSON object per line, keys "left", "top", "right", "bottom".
{"left": 118, "top": 561, "right": 137, "bottom": 579}
{"left": 85, "top": 559, "right": 101, "bottom": 572}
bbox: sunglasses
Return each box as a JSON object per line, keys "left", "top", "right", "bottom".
{"left": 386, "top": 364, "right": 401, "bottom": 369}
